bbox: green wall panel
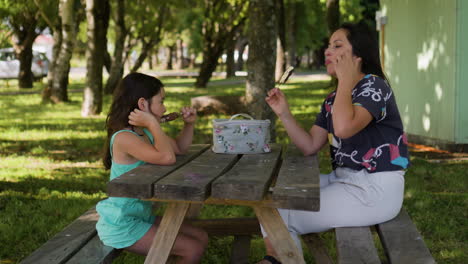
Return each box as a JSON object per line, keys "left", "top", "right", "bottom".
{"left": 381, "top": 0, "right": 457, "bottom": 142}
{"left": 456, "top": 0, "right": 468, "bottom": 143}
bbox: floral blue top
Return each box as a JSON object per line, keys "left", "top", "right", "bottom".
{"left": 315, "top": 74, "right": 410, "bottom": 173}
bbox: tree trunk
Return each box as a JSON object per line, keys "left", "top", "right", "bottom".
{"left": 195, "top": 1, "right": 247, "bottom": 88}
{"left": 225, "top": 36, "right": 236, "bottom": 78}
{"left": 153, "top": 51, "right": 159, "bottom": 67}
{"left": 275, "top": 0, "right": 286, "bottom": 82}
{"left": 306, "top": 46, "right": 313, "bottom": 69}
{"left": 188, "top": 53, "right": 196, "bottom": 68}
{"left": 286, "top": 0, "right": 297, "bottom": 68}
{"left": 194, "top": 45, "right": 223, "bottom": 88}
{"left": 82, "top": 0, "right": 109, "bottom": 116}
{"left": 104, "top": 0, "right": 126, "bottom": 94}
{"left": 175, "top": 39, "right": 184, "bottom": 70}
{"left": 313, "top": 42, "right": 326, "bottom": 69}
{"left": 235, "top": 37, "right": 248, "bottom": 71}
{"left": 148, "top": 51, "right": 153, "bottom": 69}
{"left": 131, "top": 39, "right": 156, "bottom": 72}
{"left": 42, "top": 0, "right": 79, "bottom": 103}
{"left": 326, "top": 0, "right": 340, "bottom": 87}
{"left": 130, "top": 3, "right": 166, "bottom": 72}
{"left": 275, "top": 37, "right": 286, "bottom": 82}
{"left": 164, "top": 45, "right": 174, "bottom": 70}
{"left": 14, "top": 21, "right": 38, "bottom": 89}
{"left": 17, "top": 45, "right": 35, "bottom": 88}
{"left": 42, "top": 30, "right": 62, "bottom": 103}
{"left": 326, "top": 0, "right": 340, "bottom": 34}
{"left": 245, "top": 0, "right": 277, "bottom": 140}
{"left": 103, "top": 51, "right": 111, "bottom": 73}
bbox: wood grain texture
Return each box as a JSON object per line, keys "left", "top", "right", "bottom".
{"left": 66, "top": 236, "right": 119, "bottom": 264}
{"left": 147, "top": 194, "right": 309, "bottom": 209}
{"left": 272, "top": 144, "right": 320, "bottom": 211}
{"left": 188, "top": 218, "right": 261, "bottom": 236}
{"left": 153, "top": 150, "right": 239, "bottom": 201}
{"left": 211, "top": 144, "right": 282, "bottom": 201}
{"left": 253, "top": 206, "right": 305, "bottom": 264}
{"left": 107, "top": 144, "right": 209, "bottom": 199}
{"left": 377, "top": 209, "right": 436, "bottom": 264}
{"left": 336, "top": 227, "right": 381, "bottom": 264}
{"left": 144, "top": 203, "right": 190, "bottom": 264}
{"left": 20, "top": 208, "right": 100, "bottom": 264}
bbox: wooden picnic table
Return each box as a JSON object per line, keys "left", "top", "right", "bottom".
{"left": 107, "top": 143, "right": 320, "bottom": 264}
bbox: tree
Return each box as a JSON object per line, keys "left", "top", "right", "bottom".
{"left": 81, "top": 0, "right": 109, "bottom": 116}
{"left": 326, "top": 0, "right": 340, "bottom": 34}
{"left": 38, "top": 0, "right": 82, "bottom": 103}
{"left": 235, "top": 35, "right": 248, "bottom": 71}
{"left": 245, "top": 0, "right": 277, "bottom": 140}
{"left": 194, "top": 0, "right": 248, "bottom": 88}
{"left": 0, "top": 0, "right": 47, "bottom": 88}
{"left": 128, "top": 3, "right": 167, "bottom": 72}
{"left": 275, "top": 0, "right": 286, "bottom": 82}
{"left": 285, "top": 0, "right": 299, "bottom": 68}
{"left": 159, "top": 1, "right": 198, "bottom": 71}
{"left": 104, "top": 0, "right": 126, "bottom": 94}
{"left": 224, "top": 31, "right": 238, "bottom": 78}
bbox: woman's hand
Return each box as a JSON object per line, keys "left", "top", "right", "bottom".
{"left": 180, "top": 106, "right": 197, "bottom": 125}
{"left": 265, "top": 88, "right": 291, "bottom": 117}
{"left": 128, "top": 108, "right": 158, "bottom": 128}
{"left": 334, "top": 48, "right": 362, "bottom": 87}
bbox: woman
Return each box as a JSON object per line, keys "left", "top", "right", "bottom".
{"left": 260, "top": 23, "right": 409, "bottom": 264}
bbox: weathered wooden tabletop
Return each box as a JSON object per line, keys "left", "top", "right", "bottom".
{"left": 107, "top": 143, "right": 320, "bottom": 264}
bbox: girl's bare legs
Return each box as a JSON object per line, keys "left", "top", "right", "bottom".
{"left": 126, "top": 219, "right": 209, "bottom": 264}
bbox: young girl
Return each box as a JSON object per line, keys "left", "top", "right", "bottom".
{"left": 96, "top": 72, "right": 208, "bottom": 263}
{"left": 260, "top": 23, "right": 409, "bottom": 264}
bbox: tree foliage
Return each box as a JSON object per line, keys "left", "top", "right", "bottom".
{"left": 194, "top": 0, "right": 248, "bottom": 88}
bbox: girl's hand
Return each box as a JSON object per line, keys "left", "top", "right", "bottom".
{"left": 128, "top": 108, "right": 158, "bottom": 128}
{"left": 180, "top": 106, "right": 197, "bottom": 124}
{"left": 334, "top": 48, "right": 362, "bottom": 88}
{"left": 265, "top": 88, "right": 291, "bottom": 117}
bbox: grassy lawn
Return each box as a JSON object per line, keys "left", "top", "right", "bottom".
{"left": 0, "top": 76, "right": 466, "bottom": 263}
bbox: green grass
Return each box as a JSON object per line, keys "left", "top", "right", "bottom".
{"left": 0, "top": 76, "right": 467, "bottom": 263}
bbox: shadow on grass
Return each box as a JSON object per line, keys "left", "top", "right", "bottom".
{"left": 5, "top": 118, "right": 106, "bottom": 132}
{"left": 0, "top": 137, "right": 105, "bottom": 162}
{"left": 0, "top": 173, "right": 106, "bottom": 197}
{"left": 0, "top": 192, "right": 102, "bottom": 262}
{"left": 0, "top": 157, "right": 110, "bottom": 194}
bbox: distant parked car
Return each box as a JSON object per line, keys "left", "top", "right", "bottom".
{"left": 0, "top": 48, "right": 49, "bottom": 81}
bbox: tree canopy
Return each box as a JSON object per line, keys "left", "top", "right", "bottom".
{"left": 0, "top": 0, "right": 377, "bottom": 115}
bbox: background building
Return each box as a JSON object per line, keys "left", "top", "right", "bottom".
{"left": 379, "top": 0, "right": 468, "bottom": 151}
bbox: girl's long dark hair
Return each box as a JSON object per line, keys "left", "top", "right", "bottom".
{"left": 340, "top": 22, "right": 388, "bottom": 82}
{"left": 103, "top": 72, "right": 163, "bottom": 169}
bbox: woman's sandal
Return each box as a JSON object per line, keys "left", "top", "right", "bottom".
{"left": 262, "top": 255, "right": 282, "bottom": 264}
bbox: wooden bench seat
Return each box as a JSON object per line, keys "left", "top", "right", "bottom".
{"left": 20, "top": 207, "right": 121, "bottom": 264}
{"left": 188, "top": 209, "right": 435, "bottom": 264}
{"left": 334, "top": 208, "right": 435, "bottom": 264}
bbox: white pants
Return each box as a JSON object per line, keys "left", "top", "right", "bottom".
{"left": 261, "top": 168, "right": 405, "bottom": 253}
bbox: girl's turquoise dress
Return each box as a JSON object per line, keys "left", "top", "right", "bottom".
{"left": 96, "top": 129, "right": 157, "bottom": 248}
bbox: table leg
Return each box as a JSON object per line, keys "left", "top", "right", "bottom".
{"left": 253, "top": 206, "right": 305, "bottom": 264}
{"left": 144, "top": 202, "right": 190, "bottom": 264}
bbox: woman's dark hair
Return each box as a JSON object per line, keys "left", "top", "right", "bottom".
{"left": 339, "top": 22, "right": 388, "bottom": 82}
{"left": 103, "top": 72, "right": 164, "bottom": 169}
